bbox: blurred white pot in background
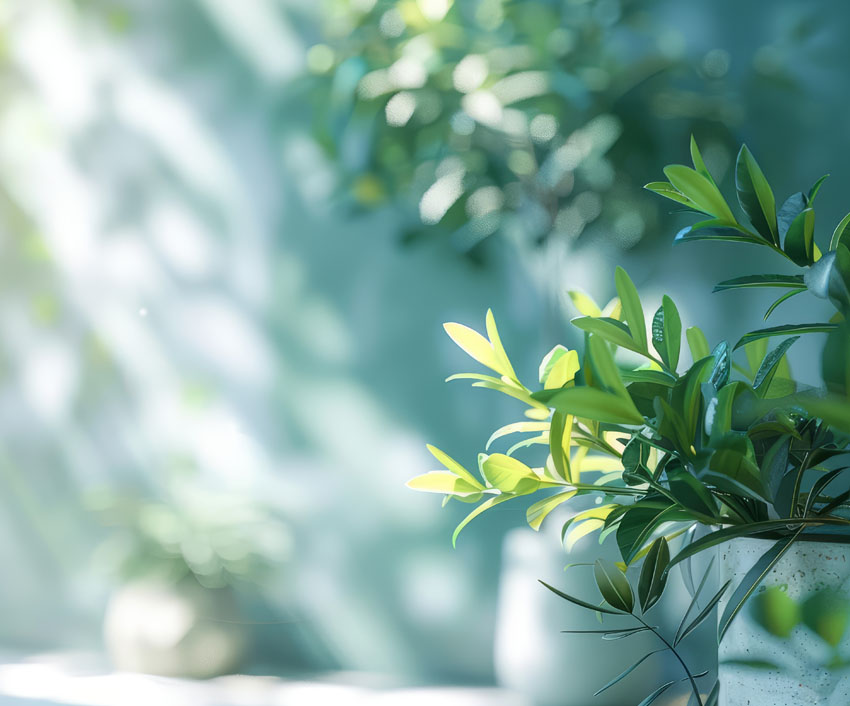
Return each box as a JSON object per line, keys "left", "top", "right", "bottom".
{"left": 104, "top": 577, "right": 246, "bottom": 679}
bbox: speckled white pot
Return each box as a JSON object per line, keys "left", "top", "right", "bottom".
{"left": 717, "top": 537, "right": 850, "bottom": 706}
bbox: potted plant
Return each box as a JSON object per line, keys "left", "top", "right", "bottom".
{"left": 408, "top": 138, "right": 850, "bottom": 705}
{"left": 90, "top": 479, "right": 292, "bottom": 678}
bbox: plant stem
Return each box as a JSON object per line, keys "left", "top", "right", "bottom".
{"left": 633, "top": 614, "right": 704, "bottom": 706}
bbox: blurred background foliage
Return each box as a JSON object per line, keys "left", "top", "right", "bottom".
{"left": 0, "top": 0, "right": 850, "bottom": 694}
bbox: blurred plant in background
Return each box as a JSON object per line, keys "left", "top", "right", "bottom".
{"left": 89, "top": 477, "right": 292, "bottom": 588}
{"left": 303, "top": 0, "right": 742, "bottom": 257}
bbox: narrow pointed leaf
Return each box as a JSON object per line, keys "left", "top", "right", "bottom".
{"left": 664, "top": 165, "right": 736, "bottom": 223}
{"left": 686, "top": 326, "right": 710, "bottom": 360}
{"left": 443, "top": 322, "right": 503, "bottom": 374}
{"left": 753, "top": 336, "right": 800, "bottom": 394}
{"left": 676, "top": 580, "right": 730, "bottom": 645}
{"left": 572, "top": 316, "right": 643, "bottom": 353}
{"left": 636, "top": 680, "right": 676, "bottom": 706}
{"left": 594, "top": 558, "right": 634, "bottom": 612}
{"left": 784, "top": 208, "right": 815, "bottom": 266}
{"left": 638, "top": 537, "right": 670, "bottom": 612}
{"left": 674, "top": 557, "right": 716, "bottom": 645}
{"left": 690, "top": 135, "right": 715, "bottom": 184}
{"left": 777, "top": 191, "right": 806, "bottom": 240}
{"left": 452, "top": 495, "right": 513, "bottom": 547}
{"left": 533, "top": 386, "right": 644, "bottom": 425}
{"left": 735, "top": 144, "right": 777, "bottom": 242}
{"left": 538, "top": 580, "right": 624, "bottom": 615}
{"left": 527, "top": 491, "right": 576, "bottom": 531}
{"left": 830, "top": 211, "right": 850, "bottom": 252}
{"left": 426, "top": 445, "right": 482, "bottom": 486}
{"left": 734, "top": 323, "right": 838, "bottom": 350}
{"left": 718, "top": 529, "right": 803, "bottom": 641}
{"left": 764, "top": 289, "right": 804, "bottom": 321}
{"left": 594, "top": 650, "right": 665, "bottom": 696}
{"left": 644, "top": 181, "right": 699, "bottom": 209}
{"left": 616, "top": 267, "right": 647, "bottom": 351}
{"left": 713, "top": 274, "right": 805, "bottom": 292}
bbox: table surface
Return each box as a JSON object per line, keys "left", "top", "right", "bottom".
{"left": 0, "top": 652, "right": 531, "bottom": 706}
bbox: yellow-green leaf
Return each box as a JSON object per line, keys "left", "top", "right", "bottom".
{"left": 443, "top": 322, "right": 504, "bottom": 375}
{"left": 527, "top": 491, "right": 577, "bottom": 531}
{"left": 664, "top": 164, "right": 736, "bottom": 223}
{"left": 485, "top": 309, "right": 518, "bottom": 382}
{"left": 615, "top": 267, "right": 647, "bottom": 352}
{"left": 481, "top": 453, "right": 541, "bottom": 494}
{"left": 407, "top": 471, "right": 484, "bottom": 496}
{"left": 426, "top": 444, "right": 482, "bottom": 487}
{"left": 568, "top": 290, "right": 602, "bottom": 317}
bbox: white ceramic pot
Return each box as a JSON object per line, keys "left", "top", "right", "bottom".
{"left": 717, "top": 536, "right": 850, "bottom": 706}
{"left": 494, "top": 521, "right": 668, "bottom": 706}
{"left": 104, "top": 576, "right": 247, "bottom": 678}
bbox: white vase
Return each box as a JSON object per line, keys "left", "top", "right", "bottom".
{"left": 104, "top": 576, "right": 247, "bottom": 678}
{"left": 494, "top": 522, "right": 668, "bottom": 706}
{"left": 717, "top": 537, "right": 850, "bottom": 706}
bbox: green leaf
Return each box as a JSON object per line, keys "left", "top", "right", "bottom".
{"left": 734, "top": 323, "right": 838, "bottom": 350}
{"left": 667, "top": 521, "right": 827, "bottom": 571}
{"left": 481, "top": 453, "right": 541, "bottom": 494}
{"left": 615, "top": 267, "right": 647, "bottom": 352}
{"left": 425, "top": 445, "right": 483, "bottom": 487}
{"left": 675, "top": 355, "right": 716, "bottom": 438}
{"left": 759, "top": 436, "right": 791, "bottom": 503}
{"left": 538, "top": 579, "right": 624, "bottom": 615}
{"left": 549, "top": 411, "right": 571, "bottom": 482}
{"left": 534, "top": 386, "right": 644, "bottom": 425}
{"left": 638, "top": 537, "right": 670, "bottom": 613}
{"left": 443, "top": 322, "right": 505, "bottom": 375}
{"left": 636, "top": 681, "right": 676, "bottom": 706}
{"left": 707, "top": 341, "right": 730, "bottom": 389}
{"left": 686, "top": 326, "right": 711, "bottom": 361}
{"left": 777, "top": 191, "right": 807, "bottom": 240}
{"left": 568, "top": 290, "right": 602, "bottom": 317}
{"left": 753, "top": 336, "right": 800, "bottom": 395}
{"left": 452, "top": 495, "right": 514, "bottom": 547}
{"left": 707, "top": 435, "right": 766, "bottom": 502}
{"left": 594, "top": 650, "right": 666, "bottom": 696}
{"left": 586, "top": 334, "right": 630, "bottom": 398}
{"left": 594, "top": 558, "right": 634, "bottom": 612}
{"left": 735, "top": 144, "right": 778, "bottom": 243}
{"left": 664, "top": 165, "right": 736, "bottom": 223}
{"left": 644, "top": 181, "right": 699, "bottom": 209}
{"left": 801, "top": 590, "right": 850, "bottom": 647}
{"left": 668, "top": 471, "right": 718, "bottom": 519}
{"left": 620, "top": 369, "right": 677, "bottom": 386}
{"left": 674, "top": 221, "right": 762, "bottom": 245}
{"left": 572, "top": 316, "right": 643, "bottom": 353}
{"left": 652, "top": 295, "right": 681, "bottom": 371}
{"left": 690, "top": 134, "right": 715, "bottom": 184}
{"left": 784, "top": 208, "right": 815, "bottom": 266}
{"left": 485, "top": 309, "right": 519, "bottom": 381}
{"left": 539, "top": 345, "right": 580, "bottom": 389}
{"left": 676, "top": 580, "right": 730, "bottom": 645}
{"left": 718, "top": 529, "right": 802, "bottom": 641}
{"left": 829, "top": 211, "right": 850, "bottom": 252}
{"left": 486, "top": 421, "right": 551, "bottom": 450}
{"left": 750, "top": 586, "right": 800, "bottom": 638}
{"left": 406, "top": 471, "right": 484, "bottom": 497}
{"left": 654, "top": 396, "right": 692, "bottom": 452}
{"left": 674, "top": 557, "right": 716, "bottom": 645}
{"left": 763, "top": 289, "right": 805, "bottom": 321}
{"left": 808, "top": 174, "right": 829, "bottom": 203}
{"left": 527, "top": 491, "right": 576, "bottom": 531}
{"left": 713, "top": 274, "right": 806, "bottom": 292}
